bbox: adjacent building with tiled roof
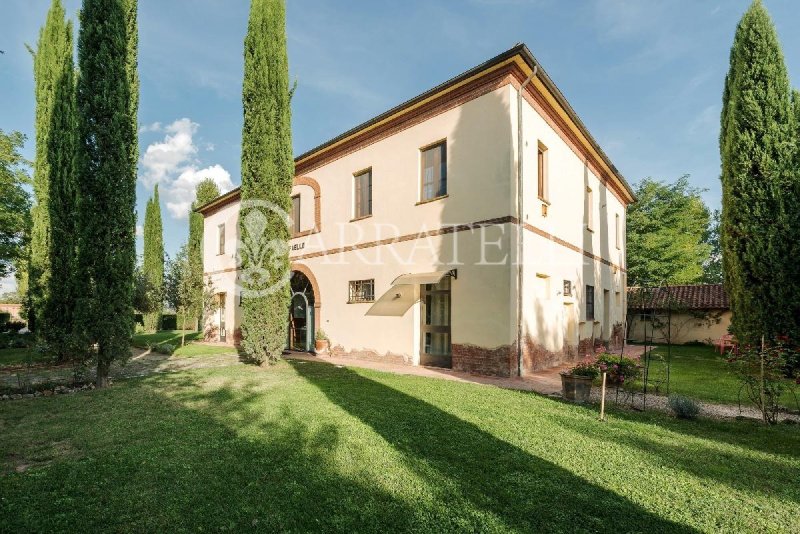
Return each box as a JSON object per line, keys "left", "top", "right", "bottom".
{"left": 627, "top": 284, "right": 731, "bottom": 345}
{"left": 627, "top": 284, "right": 729, "bottom": 311}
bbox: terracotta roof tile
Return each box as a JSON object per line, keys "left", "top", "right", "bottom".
{"left": 627, "top": 284, "right": 729, "bottom": 310}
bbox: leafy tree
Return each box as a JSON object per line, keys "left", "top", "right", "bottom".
{"left": 239, "top": 0, "right": 293, "bottom": 364}
{"left": 142, "top": 185, "right": 164, "bottom": 332}
{"left": 0, "top": 130, "right": 31, "bottom": 281}
{"left": 73, "top": 0, "right": 138, "bottom": 387}
{"left": 626, "top": 176, "right": 712, "bottom": 286}
{"left": 702, "top": 210, "right": 723, "bottom": 284}
{"left": 164, "top": 245, "right": 214, "bottom": 347}
{"left": 188, "top": 178, "right": 220, "bottom": 328}
{"left": 28, "top": 0, "right": 78, "bottom": 358}
{"left": 132, "top": 262, "right": 158, "bottom": 318}
{"left": 720, "top": 0, "right": 798, "bottom": 344}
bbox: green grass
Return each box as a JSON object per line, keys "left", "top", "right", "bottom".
{"left": 1, "top": 360, "right": 798, "bottom": 532}
{"left": 0, "top": 347, "right": 45, "bottom": 367}
{"left": 131, "top": 330, "right": 236, "bottom": 357}
{"left": 636, "top": 344, "right": 798, "bottom": 407}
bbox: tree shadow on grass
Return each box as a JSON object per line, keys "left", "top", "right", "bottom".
{"left": 601, "top": 401, "right": 800, "bottom": 460}
{"left": 1, "top": 373, "right": 424, "bottom": 532}
{"left": 290, "top": 361, "right": 697, "bottom": 532}
{"left": 551, "top": 411, "right": 800, "bottom": 505}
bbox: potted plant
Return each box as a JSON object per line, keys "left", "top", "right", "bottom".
{"left": 560, "top": 359, "right": 599, "bottom": 402}
{"left": 594, "top": 352, "right": 641, "bottom": 387}
{"left": 314, "top": 329, "right": 329, "bottom": 353}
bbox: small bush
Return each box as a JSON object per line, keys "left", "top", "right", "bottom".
{"left": 153, "top": 343, "right": 175, "bottom": 355}
{"left": 668, "top": 395, "right": 701, "bottom": 420}
{"left": 5, "top": 321, "right": 26, "bottom": 333}
{"left": 161, "top": 314, "right": 177, "bottom": 330}
{"left": 567, "top": 359, "right": 599, "bottom": 379}
{"left": 0, "top": 312, "right": 10, "bottom": 324}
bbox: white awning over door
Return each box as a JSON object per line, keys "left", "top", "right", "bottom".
{"left": 365, "top": 270, "right": 452, "bottom": 317}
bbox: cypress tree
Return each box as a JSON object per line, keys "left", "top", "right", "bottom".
{"left": 239, "top": 0, "right": 293, "bottom": 364}
{"left": 188, "top": 178, "right": 220, "bottom": 329}
{"left": 74, "top": 0, "right": 138, "bottom": 387}
{"left": 29, "top": 0, "right": 76, "bottom": 352}
{"left": 142, "top": 185, "right": 164, "bottom": 332}
{"left": 720, "top": 0, "right": 797, "bottom": 344}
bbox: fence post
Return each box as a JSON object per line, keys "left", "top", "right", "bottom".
{"left": 599, "top": 371, "right": 607, "bottom": 421}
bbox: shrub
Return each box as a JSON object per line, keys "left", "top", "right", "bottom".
{"left": 728, "top": 342, "right": 799, "bottom": 424}
{"left": 668, "top": 395, "right": 701, "bottom": 420}
{"left": 5, "top": 321, "right": 26, "bottom": 333}
{"left": 161, "top": 314, "right": 177, "bottom": 330}
{"left": 595, "top": 353, "right": 641, "bottom": 386}
{"left": 0, "top": 312, "right": 10, "bottom": 324}
{"left": 567, "top": 359, "right": 599, "bottom": 379}
{"left": 153, "top": 343, "right": 175, "bottom": 355}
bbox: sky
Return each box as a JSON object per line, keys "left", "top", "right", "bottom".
{"left": 2, "top": 0, "right": 800, "bottom": 292}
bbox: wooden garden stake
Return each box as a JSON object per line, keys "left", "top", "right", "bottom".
{"left": 599, "top": 371, "right": 607, "bottom": 421}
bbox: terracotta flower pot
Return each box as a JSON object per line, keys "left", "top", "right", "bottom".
{"left": 315, "top": 339, "right": 329, "bottom": 353}
{"left": 560, "top": 373, "right": 593, "bottom": 403}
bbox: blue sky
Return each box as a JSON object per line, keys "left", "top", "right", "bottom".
{"left": 2, "top": 0, "right": 800, "bottom": 291}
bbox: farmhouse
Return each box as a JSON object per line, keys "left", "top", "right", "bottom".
{"left": 197, "top": 44, "right": 634, "bottom": 377}
{"left": 627, "top": 284, "right": 731, "bottom": 345}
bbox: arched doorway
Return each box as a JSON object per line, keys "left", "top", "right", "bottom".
{"left": 287, "top": 270, "right": 315, "bottom": 352}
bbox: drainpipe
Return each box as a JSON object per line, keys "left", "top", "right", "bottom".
{"left": 516, "top": 66, "right": 536, "bottom": 378}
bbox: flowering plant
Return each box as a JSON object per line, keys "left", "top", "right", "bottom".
{"left": 566, "top": 358, "right": 599, "bottom": 379}
{"left": 594, "top": 353, "right": 641, "bottom": 386}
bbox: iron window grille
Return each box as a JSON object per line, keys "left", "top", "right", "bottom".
{"left": 348, "top": 279, "right": 375, "bottom": 303}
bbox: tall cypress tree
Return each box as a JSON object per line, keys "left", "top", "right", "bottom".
{"left": 188, "top": 178, "right": 220, "bottom": 329}
{"left": 142, "top": 185, "right": 164, "bottom": 332}
{"left": 74, "top": 0, "right": 138, "bottom": 387}
{"left": 239, "top": 0, "right": 293, "bottom": 364}
{"left": 720, "top": 0, "right": 797, "bottom": 344}
{"left": 29, "top": 0, "right": 76, "bottom": 351}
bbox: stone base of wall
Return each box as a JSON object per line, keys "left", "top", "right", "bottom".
{"left": 452, "top": 343, "right": 515, "bottom": 377}
{"left": 329, "top": 345, "right": 412, "bottom": 365}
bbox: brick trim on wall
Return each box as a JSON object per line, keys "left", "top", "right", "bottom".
{"left": 204, "top": 215, "right": 626, "bottom": 277}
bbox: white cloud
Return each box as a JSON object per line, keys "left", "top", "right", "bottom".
{"left": 139, "top": 118, "right": 231, "bottom": 219}
{"left": 165, "top": 164, "right": 234, "bottom": 219}
{"left": 138, "top": 121, "right": 162, "bottom": 133}
{"left": 135, "top": 224, "right": 144, "bottom": 237}
{"left": 140, "top": 118, "right": 199, "bottom": 187}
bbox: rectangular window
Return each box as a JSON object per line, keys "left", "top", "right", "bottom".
{"left": 586, "top": 285, "right": 595, "bottom": 321}
{"left": 348, "top": 279, "right": 375, "bottom": 303}
{"left": 291, "top": 195, "right": 301, "bottom": 235}
{"left": 537, "top": 143, "right": 548, "bottom": 201}
{"left": 217, "top": 224, "right": 225, "bottom": 255}
{"left": 420, "top": 141, "right": 447, "bottom": 201}
{"left": 615, "top": 213, "right": 621, "bottom": 249}
{"left": 353, "top": 169, "right": 372, "bottom": 219}
{"left": 563, "top": 280, "right": 572, "bottom": 297}
{"left": 586, "top": 187, "right": 594, "bottom": 231}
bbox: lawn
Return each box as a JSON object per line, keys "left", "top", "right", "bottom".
{"left": 0, "top": 347, "right": 45, "bottom": 368}
{"left": 635, "top": 343, "right": 798, "bottom": 407}
{"left": 132, "top": 330, "right": 236, "bottom": 356}
{"left": 1, "top": 359, "right": 798, "bottom": 532}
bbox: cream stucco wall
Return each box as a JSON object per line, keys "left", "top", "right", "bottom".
{"left": 514, "top": 87, "right": 627, "bottom": 362}
{"left": 628, "top": 310, "right": 731, "bottom": 345}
